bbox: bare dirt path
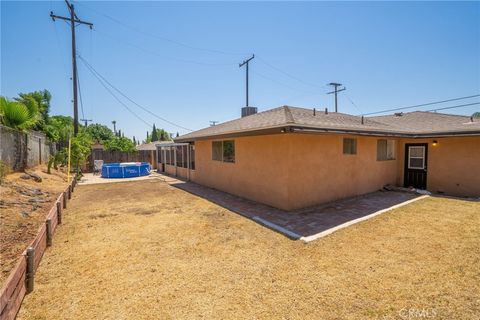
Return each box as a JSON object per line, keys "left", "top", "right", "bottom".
{"left": 17, "top": 180, "right": 480, "bottom": 319}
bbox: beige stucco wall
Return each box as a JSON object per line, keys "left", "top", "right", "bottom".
{"left": 174, "top": 133, "right": 479, "bottom": 211}
{"left": 397, "top": 136, "right": 480, "bottom": 197}
{"left": 191, "top": 133, "right": 398, "bottom": 210}
{"left": 287, "top": 134, "right": 398, "bottom": 210}
{"left": 193, "top": 135, "right": 291, "bottom": 209}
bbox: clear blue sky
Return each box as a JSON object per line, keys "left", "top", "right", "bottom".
{"left": 1, "top": 1, "right": 479, "bottom": 140}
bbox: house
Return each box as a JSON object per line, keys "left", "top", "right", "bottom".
{"left": 157, "top": 106, "right": 480, "bottom": 211}
{"left": 137, "top": 141, "right": 171, "bottom": 169}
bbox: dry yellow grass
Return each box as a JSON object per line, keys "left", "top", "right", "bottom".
{"left": 17, "top": 180, "right": 480, "bottom": 319}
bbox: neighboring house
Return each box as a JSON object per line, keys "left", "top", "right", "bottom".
{"left": 157, "top": 106, "right": 480, "bottom": 211}
{"left": 137, "top": 141, "right": 171, "bottom": 169}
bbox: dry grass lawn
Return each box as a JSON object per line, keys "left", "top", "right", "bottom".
{"left": 18, "top": 180, "right": 479, "bottom": 319}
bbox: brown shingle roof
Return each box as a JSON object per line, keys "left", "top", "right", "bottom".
{"left": 176, "top": 106, "right": 480, "bottom": 142}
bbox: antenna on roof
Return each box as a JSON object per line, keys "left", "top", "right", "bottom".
{"left": 210, "top": 121, "right": 219, "bottom": 126}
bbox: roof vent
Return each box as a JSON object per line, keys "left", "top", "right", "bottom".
{"left": 241, "top": 106, "right": 257, "bottom": 118}
{"left": 325, "top": 107, "right": 328, "bottom": 115}
{"left": 394, "top": 112, "right": 403, "bottom": 117}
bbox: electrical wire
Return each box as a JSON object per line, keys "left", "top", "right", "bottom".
{"left": 344, "top": 94, "right": 363, "bottom": 115}
{"left": 423, "top": 102, "right": 480, "bottom": 113}
{"left": 252, "top": 70, "right": 317, "bottom": 95}
{"left": 77, "top": 67, "right": 85, "bottom": 120}
{"left": 363, "top": 94, "right": 480, "bottom": 116}
{"left": 256, "top": 55, "right": 328, "bottom": 90}
{"left": 79, "top": 56, "right": 153, "bottom": 128}
{"left": 75, "top": 1, "right": 248, "bottom": 56}
{"left": 94, "top": 28, "right": 235, "bottom": 67}
{"left": 78, "top": 54, "right": 193, "bottom": 131}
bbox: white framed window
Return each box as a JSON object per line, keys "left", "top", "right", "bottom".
{"left": 408, "top": 146, "right": 425, "bottom": 169}
{"left": 377, "top": 139, "right": 396, "bottom": 161}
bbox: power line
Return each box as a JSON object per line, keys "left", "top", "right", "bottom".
{"left": 344, "top": 94, "right": 363, "bottom": 115}
{"left": 77, "top": 71, "right": 85, "bottom": 120}
{"left": 75, "top": 1, "right": 247, "bottom": 56}
{"left": 78, "top": 54, "right": 193, "bottom": 131}
{"left": 256, "top": 56, "right": 328, "bottom": 90}
{"left": 94, "top": 28, "right": 236, "bottom": 67}
{"left": 79, "top": 56, "right": 153, "bottom": 128}
{"left": 252, "top": 70, "right": 317, "bottom": 94}
{"left": 363, "top": 94, "right": 480, "bottom": 116}
{"left": 424, "top": 102, "right": 480, "bottom": 113}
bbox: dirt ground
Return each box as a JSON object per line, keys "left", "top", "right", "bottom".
{"left": 17, "top": 180, "right": 479, "bottom": 319}
{"left": 0, "top": 166, "right": 68, "bottom": 283}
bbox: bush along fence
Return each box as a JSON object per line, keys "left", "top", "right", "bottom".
{"left": 0, "top": 178, "right": 77, "bottom": 320}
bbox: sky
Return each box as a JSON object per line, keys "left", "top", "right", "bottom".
{"left": 1, "top": 1, "right": 479, "bottom": 140}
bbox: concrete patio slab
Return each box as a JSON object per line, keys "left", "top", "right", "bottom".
{"left": 160, "top": 174, "right": 424, "bottom": 241}
{"left": 78, "top": 172, "right": 166, "bottom": 185}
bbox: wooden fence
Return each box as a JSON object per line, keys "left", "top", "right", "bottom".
{"left": 86, "top": 149, "right": 157, "bottom": 172}
{"left": 0, "top": 178, "right": 76, "bottom": 320}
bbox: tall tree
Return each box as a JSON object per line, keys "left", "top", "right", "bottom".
{"left": 151, "top": 124, "right": 159, "bottom": 141}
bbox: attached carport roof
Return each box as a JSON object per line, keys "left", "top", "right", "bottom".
{"left": 175, "top": 106, "right": 480, "bottom": 142}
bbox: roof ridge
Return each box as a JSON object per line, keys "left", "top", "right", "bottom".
{"left": 283, "top": 106, "right": 295, "bottom": 123}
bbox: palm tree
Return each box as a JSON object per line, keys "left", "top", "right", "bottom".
{"left": 0, "top": 96, "right": 39, "bottom": 130}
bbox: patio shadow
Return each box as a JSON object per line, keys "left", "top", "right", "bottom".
{"left": 164, "top": 176, "right": 420, "bottom": 240}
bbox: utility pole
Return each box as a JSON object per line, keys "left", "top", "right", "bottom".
{"left": 327, "top": 82, "right": 346, "bottom": 113}
{"left": 112, "top": 120, "right": 117, "bottom": 134}
{"left": 239, "top": 54, "right": 255, "bottom": 107}
{"left": 50, "top": 1, "right": 93, "bottom": 136}
{"left": 80, "top": 118, "right": 93, "bottom": 127}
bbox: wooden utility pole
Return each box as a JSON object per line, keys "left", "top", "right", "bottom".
{"left": 239, "top": 54, "right": 255, "bottom": 107}
{"left": 327, "top": 82, "right": 346, "bottom": 113}
{"left": 50, "top": 1, "right": 93, "bottom": 136}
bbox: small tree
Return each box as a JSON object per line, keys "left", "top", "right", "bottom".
{"left": 85, "top": 123, "right": 114, "bottom": 143}
{"left": 0, "top": 96, "right": 40, "bottom": 130}
{"left": 104, "top": 136, "right": 136, "bottom": 153}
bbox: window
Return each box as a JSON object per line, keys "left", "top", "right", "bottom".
{"left": 223, "top": 140, "right": 235, "bottom": 163}
{"left": 176, "top": 146, "right": 183, "bottom": 167}
{"left": 212, "top": 140, "right": 235, "bottom": 163}
{"left": 377, "top": 139, "right": 396, "bottom": 161}
{"left": 190, "top": 144, "right": 195, "bottom": 170}
{"left": 169, "top": 147, "right": 175, "bottom": 165}
{"left": 212, "top": 141, "right": 222, "bottom": 161}
{"left": 182, "top": 145, "right": 188, "bottom": 168}
{"left": 165, "top": 147, "right": 170, "bottom": 165}
{"left": 408, "top": 146, "right": 425, "bottom": 169}
{"left": 343, "top": 138, "right": 357, "bottom": 155}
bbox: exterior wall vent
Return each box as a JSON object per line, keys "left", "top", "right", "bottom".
{"left": 241, "top": 106, "right": 258, "bottom": 118}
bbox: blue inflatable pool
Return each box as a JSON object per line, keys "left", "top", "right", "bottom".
{"left": 101, "top": 162, "right": 150, "bottom": 178}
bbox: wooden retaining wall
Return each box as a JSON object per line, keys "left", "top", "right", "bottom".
{"left": 0, "top": 178, "right": 76, "bottom": 320}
